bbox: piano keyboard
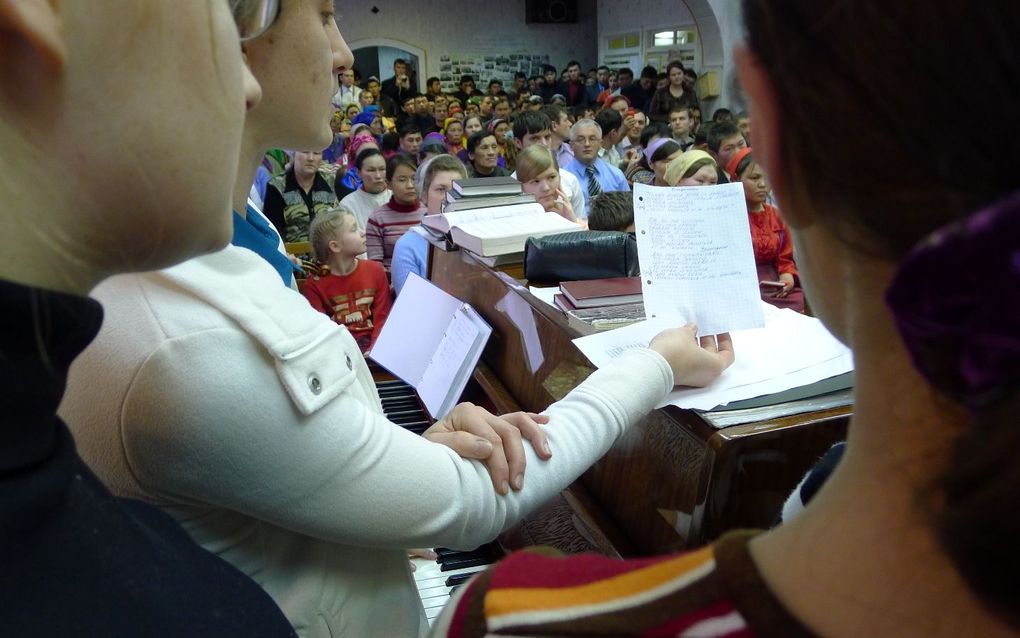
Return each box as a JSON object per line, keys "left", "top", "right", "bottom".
{"left": 411, "top": 544, "right": 501, "bottom": 625}
{"left": 375, "top": 375, "right": 503, "bottom": 624}
{"left": 376, "top": 378, "right": 431, "bottom": 434}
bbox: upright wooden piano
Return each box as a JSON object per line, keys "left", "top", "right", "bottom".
{"left": 427, "top": 242, "right": 850, "bottom": 558}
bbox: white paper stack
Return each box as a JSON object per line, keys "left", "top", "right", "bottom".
{"left": 572, "top": 301, "right": 853, "bottom": 411}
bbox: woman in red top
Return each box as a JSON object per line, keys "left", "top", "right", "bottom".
{"left": 728, "top": 147, "right": 805, "bottom": 312}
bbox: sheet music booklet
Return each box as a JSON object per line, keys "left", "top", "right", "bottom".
{"left": 369, "top": 273, "right": 492, "bottom": 420}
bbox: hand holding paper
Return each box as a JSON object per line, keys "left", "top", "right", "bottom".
{"left": 648, "top": 323, "right": 735, "bottom": 388}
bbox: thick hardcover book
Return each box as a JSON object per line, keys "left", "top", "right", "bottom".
{"left": 559, "top": 276, "right": 643, "bottom": 308}
{"left": 451, "top": 176, "right": 522, "bottom": 197}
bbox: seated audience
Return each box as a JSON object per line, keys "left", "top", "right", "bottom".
{"left": 263, "top": 150, "right": 340, "bottom": 242}
{"left": 339, "top": 148, "right": 390, "bottom": 232}
{"left": 418, "top": 135, "right": 449, "bottom": 165}
{"left": 712, "top": 107, "right": 734, "bottom": 123}
{"left": 617, "top": 109, "right": 648, "bottom": 158}
{"left": 452, "top": 74, "right": 483, "bottom": 104}
{"left": 303, "top": 209, "right": 392, "bottom": 353}
{"left": 727, "top": 148, "right": 804, "bottom": 312}
{"left": 379, "top": 131, "right": 401, "bottom": 159}
{"left": 391, "top": 155, "right": 468, "bottom": 294}
{"left": 512, "top": 111, "right": 586, "bottom": 216}
{"left": 514, "top": 145, "right": 579, "bottom": 222}
{"left": 366, "top": 154, "right": 425, "bottom": 269}
{"left": 644, "top": 138, "right": 684, "bottom": 186}
{"left": 543, "top": 104, "right": 576, "bottom": 169}
{"left": 465, "top": 131, "right": 511, "bottom": 178}
{"left": 706, "top": 121, "right": 747, "bottom": 184}
{"left": 624, "top": 122, "right": 671, "bottom": 185}
{"left": 736, "top": 110, "right": 752, "bottom": 143}
{"left": 587, "top": 191, "right": 636, "bottom": 232}
{"left": 669, "top": 105, "right": 695, "bottom": 149}
{"left": 563, "top": 119, "right": 631, "bottom": 216}
{"left": 443, "top": 118, "right": 465, "bottom": 155}
{"left": 663, "top": 149, "right": 720, "bottom": 187}
{"left": 322, "top": 108, "right": 347, "bottom": 164}
{"left": 336, "top": 131, "right": 378, "bottom": 196}
{"left": 594, "top": 108, "right": 625, "bottom": 168}
{"left": 398, "top": 124, "right": 424, "bottom": 160}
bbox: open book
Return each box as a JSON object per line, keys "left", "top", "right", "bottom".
{"left": 369, "top": 273, "right": 492, "bottom": 420}
{"left": 422, "top": 202, "right": 578, "bottom": 256}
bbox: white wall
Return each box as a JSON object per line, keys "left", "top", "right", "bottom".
{"left": 335, "top": 0, "right": 599, "bottom": 91}
{"left": 596, "top": 0, "right": 746, "bottom": 110}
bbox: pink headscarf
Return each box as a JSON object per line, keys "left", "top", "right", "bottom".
{"left": 346, "top": 133, "right": 378, "bottom": 168}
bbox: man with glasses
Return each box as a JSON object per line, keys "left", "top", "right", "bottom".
{"left": 562, "top": 119, "right": 630, "bottom": 216}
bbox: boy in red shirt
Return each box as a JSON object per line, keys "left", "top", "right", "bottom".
{"left": 303, "top": 208, "right": 393, "bottom": 352}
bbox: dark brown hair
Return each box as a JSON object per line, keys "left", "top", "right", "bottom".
{"left": 743, "top": 0, "right": 1020, "bottom": 625}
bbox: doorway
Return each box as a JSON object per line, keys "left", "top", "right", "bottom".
{"left": 348, "top": 39, "right": 427, "bottom": 93}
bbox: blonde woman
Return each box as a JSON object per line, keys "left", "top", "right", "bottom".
{"left": 514, "top": 145, "right": 579, "bottom": 223}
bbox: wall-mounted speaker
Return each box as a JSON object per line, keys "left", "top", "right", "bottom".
{"left": 525, "top": 0, "right": 578, "bottom": 24}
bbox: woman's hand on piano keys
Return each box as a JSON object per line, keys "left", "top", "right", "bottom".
{"left": 424, "top": 403, "right": 552, "bottom": 496}
{"left": 649, "top": 324, "right": 735, "bottom": 388}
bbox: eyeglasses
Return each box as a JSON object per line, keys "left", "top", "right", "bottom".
{"left": 231, "top": 0, "right": 280, "bottom": 42}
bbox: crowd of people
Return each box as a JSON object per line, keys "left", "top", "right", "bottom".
{"left": 4, "top": 0, "right": 1017, "bottom": 637}
{"left": 254, "top": 53, "right": 800, "bottom": 344}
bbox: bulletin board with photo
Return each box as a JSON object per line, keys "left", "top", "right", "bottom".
{"left": 439, "top": 53, "right": 551, "bottom": 93}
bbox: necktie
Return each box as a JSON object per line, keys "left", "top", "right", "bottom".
{"left": 585, "top": 164, "right": 603, "bottom": 201}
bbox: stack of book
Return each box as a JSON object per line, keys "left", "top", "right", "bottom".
{"left": 554, "top": 277, "right": 646, "bottom": 331}
{"left": 443, "top": 176, "right": 536, "bottom": 212}
{"left": 422, "top": 177, "right": 578, "bottom": 261}
{"left": 554, "top": 277, "right": 643, "bottom": 311}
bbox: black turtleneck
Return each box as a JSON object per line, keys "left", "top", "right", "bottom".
{"left": 0, "top": 278, "right": 296, "bottom": 636}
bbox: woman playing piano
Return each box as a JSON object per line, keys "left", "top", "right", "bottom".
{"left": 432, "top": 1, "right": 1020, "bottom": 636}
{"left": 57, "top": 1, "right": 733, "bottom": 637}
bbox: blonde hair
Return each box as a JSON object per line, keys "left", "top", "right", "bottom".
{"left": 309, "top": 207, "right": 355, "bottom": 262}
{"left": 514, "top": 145, "right": 559, "bottom": 183}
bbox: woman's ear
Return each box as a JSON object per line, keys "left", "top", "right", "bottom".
{"left": 734, "top": 46, "right": 805, "bottom": 227}
{"left": 0, "top": 0, "right": 67, "bottom": 74}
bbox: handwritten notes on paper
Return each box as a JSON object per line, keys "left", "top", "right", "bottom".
{"left": 633, "top": 182, "right": 764, "bottom": 335}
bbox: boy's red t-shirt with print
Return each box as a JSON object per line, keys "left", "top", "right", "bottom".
{"left": 302, "top": 259, "right": 393, "bottom": 352}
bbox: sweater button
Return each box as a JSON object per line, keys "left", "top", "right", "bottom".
{"left": 308, "top": 375, "right": 322, "bottom": 394}
{"left": 346, "top": 354, "right": 353, "bottom": 370}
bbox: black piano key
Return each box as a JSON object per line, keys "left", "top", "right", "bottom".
{"left": 439, "top": 554, "right": 495, "bottom": 572}
{"left": 445, "top": 573, "right": 476, "bottom": 587}
{"left": 436, "top": 548, "right": 487, "bottom": 564}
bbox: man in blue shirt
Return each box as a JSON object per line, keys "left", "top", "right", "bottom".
{"left": 563, "top": 119, "right": 631, "bottom": 216}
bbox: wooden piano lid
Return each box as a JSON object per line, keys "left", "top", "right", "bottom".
{"left": 428, "top": 242, "right": 850, "bottom": 556}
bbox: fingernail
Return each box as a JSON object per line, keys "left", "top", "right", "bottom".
{"left": 513, "top": 474, "right": 524, "bottom": 490}
{"left": 500, "top": 480, "right": 510, "bottom": 495}
{"left": 542, "top": 440, "right": 552, "bottom": 456}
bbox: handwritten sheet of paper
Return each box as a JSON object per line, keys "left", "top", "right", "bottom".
{"left": 572, "top": 303, "right": 852, "bottom": 410}
{"left": 417, "top": 306, "right": 482, "bottom": 418}
{"left": 633, "top": 182, "right": 764, "bottom": 336}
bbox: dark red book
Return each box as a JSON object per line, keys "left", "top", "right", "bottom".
{"left": 553, "top": 293, "right": 577, "bottom": 312}
{"left": 559, "top": 277, "right": 643, "bottom": 309}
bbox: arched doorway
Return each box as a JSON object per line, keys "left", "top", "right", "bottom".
{"left": 347, "top": 38, "right": 427, "bottom": 93}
